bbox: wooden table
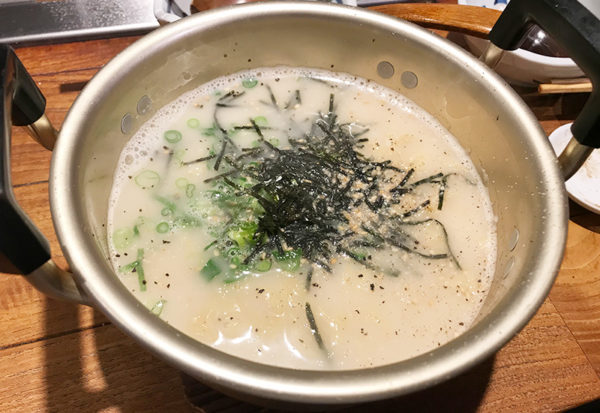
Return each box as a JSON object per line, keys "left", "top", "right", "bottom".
{"left": 1, "top": 31, "right": 600, "bottom": 412}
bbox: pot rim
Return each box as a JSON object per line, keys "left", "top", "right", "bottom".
{"left": 50, "top": 1, "right": 568, "bottom": 404}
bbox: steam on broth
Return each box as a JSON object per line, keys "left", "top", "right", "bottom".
{"left": 108, "top": 67, "right": 496, "bottom": 370}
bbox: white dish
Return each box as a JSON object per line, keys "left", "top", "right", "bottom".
{"left": 457, "top": 0, "right": 584, "bottom": 85}
{"left": 548, "top": 123, "right": 600, "bottom": 214}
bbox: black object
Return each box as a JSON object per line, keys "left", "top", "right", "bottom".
{"left": 489, "top": 0, "right": 600, "bottom": 148}
{"left": 0, "top": 45, "right": 51, "bottom": 274}
{"left": 566, "top": 398, "right": 600, "bottom": 413}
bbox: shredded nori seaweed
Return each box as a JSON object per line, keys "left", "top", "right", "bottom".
{"left": 305, "top": 302, "right": 328, "bottom": 355}
{"left": 203, "top": 85, "right": 464, "bottom": 276}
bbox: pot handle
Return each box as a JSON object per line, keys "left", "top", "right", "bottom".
{"left": 0, "top": 45, "right": 88, "bottom": 304}
{"left": 487, "top": 0, "right": 600, "bottom": 179}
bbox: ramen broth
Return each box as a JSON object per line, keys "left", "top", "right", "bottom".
{"left": 108, "top": 67, "right": 496, "bottom": 370}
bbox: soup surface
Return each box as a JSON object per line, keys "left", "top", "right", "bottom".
{"left": 108, "top": 67, "right": 496, "bottom": 370}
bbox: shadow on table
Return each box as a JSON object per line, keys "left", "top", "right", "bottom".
{"left": 42, "top": 298, "right": 190, "bottom": 412}
{"left": 180, "top": 353, "right": 494, "bottom": 412}
{"left": 42, "top": 294, "right": 493, "bottom": 412}
{"left": 569, "top": 200, "right": 600, "bottom": 234}
{"left": 42, "top": 296, "right": 492, "bottom": 412}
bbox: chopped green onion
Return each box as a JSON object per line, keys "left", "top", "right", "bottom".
{"left": 273, "top": 249, "right": 302, "bottom": 272}
{"left": 201, "top": 258, "right": 221, "bottom": 280}
{"left": 164, "top": 130, "right": 182, "bottom": 143}
{"left": 174, "top": 214, "right": 201, "bottom": 228}
{"left": 349, "top": 250, "right": 366, "bottom": 261}
{"left": 161, "top": 207, "right": 172, "bottom": 216}
{"left": 175, "top": 177, "right": 189, "bottom": 189}
{"left": 242, "top": 78, "right": 258, "bottom": 88}
{"left": 134, "top": 170, "right": 160, "bottom": 188}
{"left": 204, "top": 240, "right": 218, "bottom": 251}
{"left": 268, "top": 138, "right": 280, "bottom": 147}
{"left": 113, "top": 228, "right": 134, "bottom": 251}
{"left": 228, "top": 222, "right": 258, "bottom": 248}
{"left": 226, "top": 247, "right": 242, "bottom": 260}
{"left": 136, "top": 248, "right": 146, "bottom": 291}
{"left": 173, "top": 148, "right": 187, "bottom": 162}
{"left": 186, "top": 118, "right": 200, "bottom": 128}
{"left": 223, "top": 269, "right": 249, "bottom": 283}
{"left": 150, "top": 299, "right": 166, "bottom": 316}
{"left": 120, "top": 249, "right": 146, "bottom": 291}
{"left": 156, "top": 222, "right": 170, "bottom": 233}
{"left": 185, "top": 183, "right": 196, "bottom": 198}
{"left": 202, "top": 126, "right": 216, "bottom": 137}
{"left": 252, "top": 116, "right": 268, "bottom": 126}
{"left": 155, "top": 195, "right": 176, "bottom": 214}
{"left": 119, "top": 260, "right": 138, "bottom": 273}
{"left": 254, "top": 259, "right": 272, "bottom": 272}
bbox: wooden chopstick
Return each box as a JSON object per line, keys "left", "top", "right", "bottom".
{"left": 538, "top": 81, "right": 592, "bottom": 95}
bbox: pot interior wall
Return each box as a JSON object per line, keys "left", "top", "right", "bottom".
{"left": 73, "top": 7, "right": 560, "bottom": 351}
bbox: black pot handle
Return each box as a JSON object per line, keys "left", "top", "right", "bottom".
{"left": 0, "top": 45, "right": 51, "bottom": 275}
{"left": 488, "top": 0, "right": 600, "bottom": 149}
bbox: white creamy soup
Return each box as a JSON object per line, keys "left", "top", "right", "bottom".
{"left": 108, "top": 67, "right": 496, "bottom": 370}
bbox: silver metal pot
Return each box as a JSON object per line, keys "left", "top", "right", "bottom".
{"left": 1, "top": 0, "right": 599, "bottom": 407}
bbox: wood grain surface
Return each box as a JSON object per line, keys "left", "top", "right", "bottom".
{"left": 370, "top": 3, "right": 501, "bottom": 38}
{"left": 1, "top": 13, "right": 600, "bottom": 413}
{"left": 191, "top": 1, "right": 502, "bottom": 39}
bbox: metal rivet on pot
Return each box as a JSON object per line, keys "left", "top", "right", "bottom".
{"left": 401, "top": 71, "right": 418, "bottom": 89}
{"left": 377, "top": 61, "right": 395, "bottom": 79}
{"left": 137, "top": 95, "right": 152, "bottom": 115}
{"left": 503, "top": 256, "right": 515, "bottom": 278}
{"left": 121, "top": 113, "right": 134, "bottom": 135}
{"left": 508, "top": 228, "right": 519, "bottom": 252}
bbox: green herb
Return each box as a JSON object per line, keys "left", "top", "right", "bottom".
{"left": 228, "top": 222, "right": 258, "bottom": 248}
{"left": 273, "top": 249, "right": 302, "bottom": 272}
{"left": 135, "top": 170, "right": 160, "bottom": 188}
{"left": 155, "top": 195, "right": 176, "bottom": 214}
{"left": 185, "top": 183, "right": 196, "bottom": 198}
{"left": 164, "top": 130, "right": 182, "bottom": 143}
{"left": 204, "top": 240, "right": 218, "bottom": 251}
{"left": 254, "top": 259, "right": 272, "bottom": 272}
{"left": 242, "top": 78, "right": 258, "bottom": 88}
{"left": 223, "top": 269, "right": 250, "bottom": 284}
{"left": 120, "top": 248, "right": 147, "bottom": 291}
{"left": 113, "top": 228, "right": 134, "bottom": 251}
{"left": 175, "top": 177, "right": 189, "bottom": 189}
{"left": 202, "top": 126, "right": 217, "bottom": 137}
{"left": 136, "top": 249, "right": 146, "bottom": 290}
{"left": 150, "top": 299, "right": 166, "bottom": 316}
{"left": 187, "top": 118, "right": 200, "bottom": 128}
{"left": 201, "top": 258, "right": 221, "bottom": 280}
{"left": 252, "top": 116, "right": 268, "bottom": 126}
{"left": 156, "top": 222, "right": 170, "bottom": 233}
{"left": 173, "top": 213, "right": 202, "bottom": 228}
